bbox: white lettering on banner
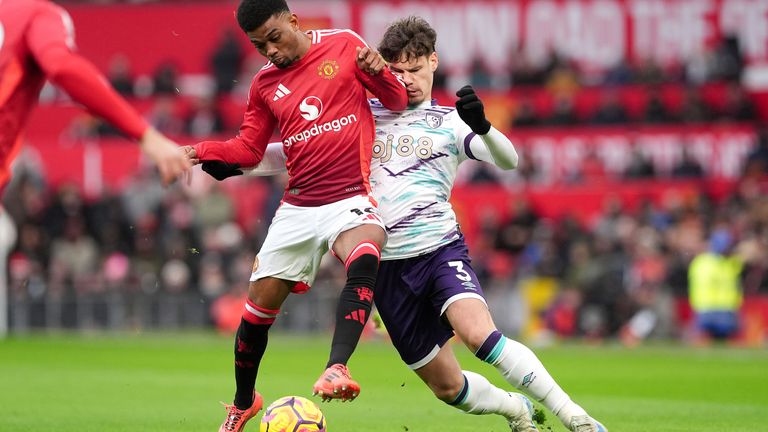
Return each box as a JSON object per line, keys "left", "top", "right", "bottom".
{"left": 526, "top": 0, "right": 625, "bottom": 68}
{"left": 714, "top": 134, "right": 753, "bottom": 177}
{"left": 721, "top": 0, "right": 768, "bottom": 60}
{"left": 359, "top": 0, "right": 766, "bottom": 73}
{"left": 629, "top": 0, "right": 714, "bottom": 65}
{"left": 361, "top": 2, "right": 520, "bottom": 73}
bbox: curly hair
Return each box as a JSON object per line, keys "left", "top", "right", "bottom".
{"left": 236, "top": 0, "right": 290, "bottom": 33}
{"left": 378, "top": 16, "right": 437, "bottom": 63}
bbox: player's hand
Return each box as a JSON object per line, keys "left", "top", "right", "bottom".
{"left": 139, "top": 127, "right": 192, "bottom": 185}
{"left": 201, "top": 160, "right": 244, "bottom": 181}
{"left": 455, "top": 85, "right": 491, "bottom": 135}
{"left": 181, "top": 145, "right": 200, "bottom": 165}
{"left": 356, "top": 46, "right": 386, "bottom": 75}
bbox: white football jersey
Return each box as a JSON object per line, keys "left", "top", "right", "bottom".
{"left": 369, "top": 99, "right": 479, "bottom": 260}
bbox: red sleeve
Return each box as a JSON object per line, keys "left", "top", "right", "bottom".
{"left": 26, "top": 3, "right": 147, "bottom": 139}
{"left": 343, "top": 31, "right": 407, "bottom": 111}
{"left": 193, "top": 78, "right": 275, "bottom": 167}
{"left": 356, "top": 65, "right": 408, "bottom": 111}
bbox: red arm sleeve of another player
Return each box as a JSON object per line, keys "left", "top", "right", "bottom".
{"left": 25, "top": 4, "right": 147, "bottom": 140}
{"left": 343, "top": 31, "right": 407, "bottom": 111}
{"left": 194, "top": 79, "right": 275, "bottom": 166}
{"left": 356, "top": 65, "right": 407, "bottom": 111}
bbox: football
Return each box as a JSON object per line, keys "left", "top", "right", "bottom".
{"left": 259, "top": 396, "right": 327, "bottom": 432}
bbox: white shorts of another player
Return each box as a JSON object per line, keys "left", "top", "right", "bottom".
{"left": 250, "top": 194, "right": 384, "bottom": 288}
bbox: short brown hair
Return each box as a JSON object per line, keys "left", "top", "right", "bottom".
{"left": 378, "top": 16, "right": 437, "bottom": 63}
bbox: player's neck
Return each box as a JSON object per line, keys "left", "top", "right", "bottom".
{"left": 295, "top": 31, "right": 312, "bottom": 60}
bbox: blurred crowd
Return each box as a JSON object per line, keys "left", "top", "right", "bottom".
{"left": 5, "top": 142, "right": 768, "bottom": 341}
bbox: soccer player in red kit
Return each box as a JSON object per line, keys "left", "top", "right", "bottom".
{"left": 189, "top": 1, "right": 407, "bottom": 430}
{"left": 0, "top": 0, "right": 189, "bottom": 337}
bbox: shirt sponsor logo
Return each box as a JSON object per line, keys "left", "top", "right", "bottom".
{"left": 317, "top": 59, "right": 339, "bottom": 80}
{"left": 299, "top": 96, "right": 323, "bottom": 121}
{"left": 283, "top": 114, "right": 358, "bottom": 147}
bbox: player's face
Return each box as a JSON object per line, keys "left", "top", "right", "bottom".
{"left": 246, "top": 13, "right": 308, "bottom": 69}
{"left": 388, "top": 52, "right": 438, "bottom": 107}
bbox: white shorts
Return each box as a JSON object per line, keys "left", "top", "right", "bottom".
{"left": 250, "top": 194, "right": 385, "bottom": 289}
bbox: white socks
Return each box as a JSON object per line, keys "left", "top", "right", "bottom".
{"left": 449, "top": 371, "right": 527, "bottom": 420}
{"left": 490, "top": 337, "right": 588, "bottom": 426}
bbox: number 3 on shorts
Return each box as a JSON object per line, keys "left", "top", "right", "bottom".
{"left": 448, "top": 261, "right": 472, "bottom": 282}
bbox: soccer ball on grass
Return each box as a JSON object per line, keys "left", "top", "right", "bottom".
{"left": 259, "top": 396, "right": 327, "bottom": 432}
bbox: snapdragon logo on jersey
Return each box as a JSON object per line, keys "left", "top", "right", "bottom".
{"left": 283, "top": 96, "right": 358, "bottom": 147}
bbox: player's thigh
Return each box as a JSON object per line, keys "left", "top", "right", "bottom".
{"left": 320, "top": 195, "right": 386, "bottom": 262}
{"left": 413, "top": 343, "right": 465, "bottom": 401}
{"left": 252, "top": 202, "right": 325, "bottom": 288}
{"left": 332, "top": 223, "right": 386, "bottom": 262}
{"left": 445, "top": 298, "right": 497, "bottom": 352}
{"left": 375, "top": 258, "right": 455, "bottom": 369}
{"left": 247, "top": 277, "right": 294, "bottom": 310}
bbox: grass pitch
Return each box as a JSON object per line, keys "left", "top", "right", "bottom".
{"left": 1, "top": 332, "right": 766, "bottom": 431}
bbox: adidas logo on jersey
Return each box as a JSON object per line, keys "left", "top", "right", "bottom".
{"left": 273, "top": 83, "right": 291, "bottom": 101}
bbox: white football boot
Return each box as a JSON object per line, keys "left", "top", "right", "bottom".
{"left": 507, "top": 394, "right": 539, "bottom": 432}
{"left": 569, "top": 414, "right": 608, "bottom": 432}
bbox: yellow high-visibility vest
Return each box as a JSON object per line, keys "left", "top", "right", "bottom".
{"left": 688, "top": 252, "right": 743, "bottom": 312}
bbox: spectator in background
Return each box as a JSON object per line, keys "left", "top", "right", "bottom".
{"left": 743, "top": 128, "right": 768, "bottom": 177}
{"left": 545, "top": 55, "right": 580, "bottom": 96}
{"left": 720, "top": 83, "right": 756, "bottom": 122}
{"left": 624, "top": 147, "right": 656, "bottom": 180}
{"left": 711, "top": 34, "right": 744, "bottom": 82}
{"left": 210, "top": 29, "right": 245, "bottom": 95}
{"left": 643, "top": 88, "right": 673, "bottom": 123}
{"left": 688, "top": 229, "right": 744, "bottom": 343}
{"left": 184, "top": 96, "right": 226, "bottom": 138}
{"left": 679, "top": 87, "right": 712, "bottom": 123}
{"left": 672, "top": 148, "right": 705, "bottom": 178}
{"left": 547, "top": 94, "right": 578, "bottom": 126}
{"left": 147, "top": 96, "right": 184, "bottom": 136}
{"left": 468, "top": 56, "right": 492, "bottom": 89}
{"left": 635, "top": 58, "right": 665, "bottom": 85}
{"left": 107, "top": 54, "right": 135, "bottom": 97}
{"left": 152, "top": 61, "right": 180, "bottom": 95}
{"left": 511, "top": 98, "right": 538, "bottom": 128}
{"left": 591, "top": 90, "right": 629, "bottom": 125}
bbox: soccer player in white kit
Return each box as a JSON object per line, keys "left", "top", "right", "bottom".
{"left": 198, "top": 15, "right": 608, "bottom": 432}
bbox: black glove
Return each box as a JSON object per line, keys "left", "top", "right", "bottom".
{"left": 201, "top": 161, "right": 243, "bottom": 181}
{"left": 455, "top": 85, "right": 491, "bottom": 135}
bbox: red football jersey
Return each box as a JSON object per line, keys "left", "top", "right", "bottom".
{"left": 0, "top": 0, "right": 147, "bottom": 190}
{"left": 196, "top": 29, "right": 407, "bottom": 207}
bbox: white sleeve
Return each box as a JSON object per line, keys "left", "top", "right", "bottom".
{"left": 456, "top": 121, "right": 518, "bottom": 170}
{"left": 243, "top": 142, "right": 287, "bottom": 176}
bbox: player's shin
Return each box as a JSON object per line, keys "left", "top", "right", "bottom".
{"left": 233, "top": 300, "right": 278, "bottom": 409}
{"left": 475, "top": 331, "right": 587, "bottom": 426}
{"left": 327, "top": 242, "right": 380, "bottom": 366}
{"left": 447, "top": 371, "right": 527, "bottom": 417}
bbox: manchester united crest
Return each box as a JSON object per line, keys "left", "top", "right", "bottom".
{"left": 317, "top": 59, "right": 339, "bottom": 80}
